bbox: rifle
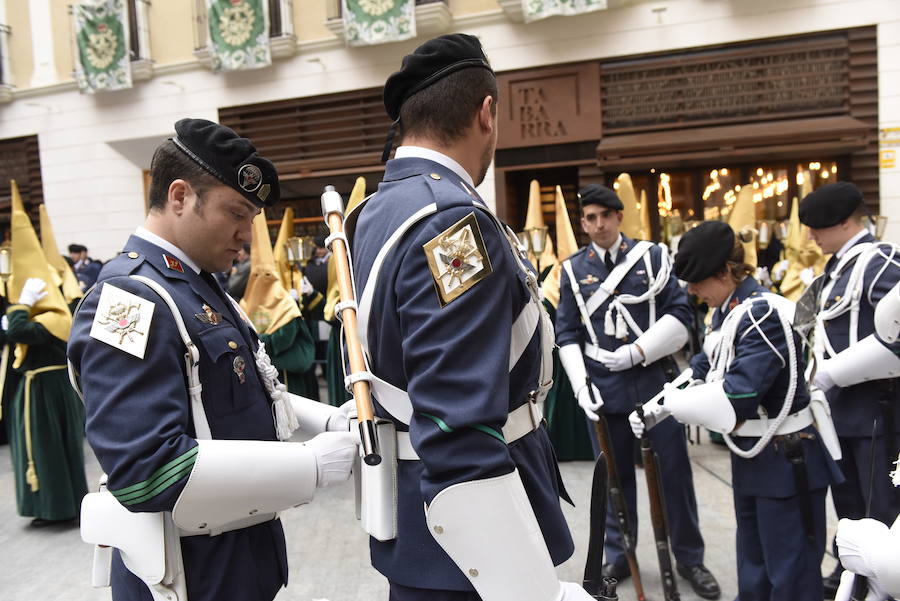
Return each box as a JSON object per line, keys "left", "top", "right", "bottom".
{"left": 321, "top": 186, "right": 380, "bottom": 466}
{"left": 583, "top": 451, "right": 609, "bottom": 598}
{"left": 587, "top": 379, "right": 646, "bottom": 601}
{"left": 636, "top": 400, "right": 680, "bottom": 600}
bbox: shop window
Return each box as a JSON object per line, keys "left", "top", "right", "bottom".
{"left": 609, "top": 160, "right": 840, "bottom": 245}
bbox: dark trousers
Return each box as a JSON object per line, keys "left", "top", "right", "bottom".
{"left": 832, "top": 434, "right": 900, "bottom": 526}
{"left": 389, "top": 581, "right": 480, "bottom": 601}
{"left": 734, "top": 487, "right": 827, "bottom": 601}
{"left": 587, "top": 413, "right": 705, "bottom": 568}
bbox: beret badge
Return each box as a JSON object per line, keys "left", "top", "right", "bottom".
{"left": 238, "top": 164, "right": 263, "bottom": 193}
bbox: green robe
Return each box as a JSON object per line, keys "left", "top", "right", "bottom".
{"left": 6, "top": 308, "right": 88, "bottom": 520}
{"left": 258, "top": 316, "right": 319, "bottom": 399}
{"left": 325, "top": 320, "right": 351, "bottom": 407}
{"left": 543, "top": 301, "right": 594, "bottom": 461}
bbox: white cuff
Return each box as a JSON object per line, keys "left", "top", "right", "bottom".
{"left": 825, "top": 335, "right": 900, "bottom": 387}
{"left": 290, "top": 393, "right": 340, "bottom": 438}
{"left": 875, "top": 281, "right": 900, "bottom": 343}
{"left": 173, "top": 439, "right": 317, "bottom": 536}
{"left": 665, "top": 380, "right": 736, "bottom": 434}
{"left": 634, "top": 314, "right": 689, "bottom": 366}
{"left": 426, "top": 470, "right": 562, "bottom": 601}
{"left": 559, "top": 344, "right": 589, "bottom": 395}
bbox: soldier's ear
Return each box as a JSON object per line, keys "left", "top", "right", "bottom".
{"left": 167, "top": 179, "right": 189, "bottom": 216}
{"left": 477, "top": 95, "right": 495, "bottom": 135}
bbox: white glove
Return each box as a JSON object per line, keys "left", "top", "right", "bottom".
{"left": 836, "top": 518, "right": 890, "bottom": 578}
{"left": 628, "top": 399, "right": 673, "bottom": 438}
{"left": 834, "top": 569, "right": 854, "bottom": 601}
{"left": 772, "top": 259, "right": 789, "bottom": 283}
{"left": 289, "top": 288, "right": 300, "bottom": 301}
{"left": 326, "top": 398, "right": 356, "bottom": 432}
{"left": 17, "top": 277, "right": 47, "bottom": 307}
{"left": 559, "top": 344, "right": 603, "bottom": 421}
{"left": 304, "top": 430, "right": 358, "bottom": 487}
{"left": 814, "top": 366, "right": 836, "bottom": 393}
{"left": 0, "top": 315, "right": 7, "bottom": 331}
{"left": 755, "top": 266, "right": 773, "bottom": 288}
{"left": 597, "top": 344, "right": 642, "bottom": 372}
{"left": 300, "top": 276, "right": 314, "bottom": 296}
{"left": 800, "top": 267, "right": 816, "bottom": 286}
{"left": 576, "top": 382, "right": 603, "bottom": 422}
{"left": 556, "top": 581, "right": 596, "bottom": 600}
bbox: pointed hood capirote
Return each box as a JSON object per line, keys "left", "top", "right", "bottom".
{"left": 239, "top": 213, "right": 301, "bottom": 335}
{"left": 39, "top": 204, "right": 83, "bottom": 304}
{"left": 8, "top": 181, "right": 73, "bottom": 367}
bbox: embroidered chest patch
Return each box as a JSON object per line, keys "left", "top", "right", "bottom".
{"left": 89, "top": 283, "right": 155, "bottom": 359}
{"left": 580, "top": 274, "right": 599, "bottom": 285}
{"left": 423, "top": 212, "right": 493, "bottom": 307}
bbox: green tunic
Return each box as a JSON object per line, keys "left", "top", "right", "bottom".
{"left": 6, "top": 308, "right": 88, "bottom": 520}
{"left": 325, "top": 320, "right": 351, "bottom": 407}
{"left": 543, "top": 301, "right": 594, "bottom": 461}
{"left": 258, "top": 316, "right": 319, "bottom": 399}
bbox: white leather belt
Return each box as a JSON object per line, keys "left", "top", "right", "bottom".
{"left": 396, "top": 401, "right": 544, "bottom": 461}
{"left": 733, "top": 406, "right": 814, "bottom": 438}
{"left": 583, "top": 343, "right": 608, "bottom": 364}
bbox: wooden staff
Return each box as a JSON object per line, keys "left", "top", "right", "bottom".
{"left": 321, "top": 185, "right": 380, "bottom": 466}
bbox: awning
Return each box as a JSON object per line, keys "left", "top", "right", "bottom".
{"left": 596, "top": 115, "right": 870, "bottom": 168}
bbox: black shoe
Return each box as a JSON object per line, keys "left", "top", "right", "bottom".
{"left": 823, "top": 563, "right": 843, "bottom": 600}
{"left": 30, "top": 517, "right": 77, "bottom": 529}
{"left": 600, "top": 563, "right": 630, "bottom": 583}
{"left": 677, "top": 563, "right": 721, "bottom": 600}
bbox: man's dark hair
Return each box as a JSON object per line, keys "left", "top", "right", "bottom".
{"left": 398, "top": 67, "right": 498, "bottom": 146}
{"left": 147, "top": 140, "right": 221, "bottom": 211}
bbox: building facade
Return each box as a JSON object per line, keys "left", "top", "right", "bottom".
{"left": 0, "top": 0, "right": 898, "bottom": 259}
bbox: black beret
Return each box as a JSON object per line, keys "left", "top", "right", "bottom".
{"left": 799, "top": 182, "right": 863, "bottom": 229}
{"left": 674, "top": 221, "right": 735, "bottom": 283}
{"left": 68, "top": 244, "right": 86, "bottom": 253}
{"left": 577, "top": 184, "right": 624, "bottom": 211}
{"left": 314, "top": 235, "right": 326, "bottom": 248}
{"left": 171, "top": 118, "right": 279, "bottom": 208}
{"left": 383, "top": 34, "right": 493, "bottom": 122}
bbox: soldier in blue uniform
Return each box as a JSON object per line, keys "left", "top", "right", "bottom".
{"left": 554, "top": 184, "right": 720, "bottom": 599}
{"left": 347, "top": 34, "right": 591, "bottom": 601}
{"left": 67, "top": 119, "right": 358, "bottom": 601}
{"left": 797, "top": 182, "right": 900, "bottom": 597}
{"left": 631, "top": 221, "right": 842, "bottom": 601}
{"left": 69, "top": 244, "right": 102, "bottom": 291}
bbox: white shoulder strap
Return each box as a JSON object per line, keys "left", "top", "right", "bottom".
{"left": 584, "top": 240, "right": 654, "bottom": 316}
{"left": 129, "top": 275, "right": 210, "bottom": 440}
{"left": 562, "top": 257, "right": 600, "bottom": 347}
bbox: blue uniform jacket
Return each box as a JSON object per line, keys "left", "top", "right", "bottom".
{"left": 68, "top": 235, "right": 288, "bottom": 601}
{"left": 690, "top": 277, "right": 842, "bottom": 498}
{"left": 555, "top": 238, "right": 693, "bottom": 413}
{"left": 350, "top": 157, "right": 574, "bottom": 591}
{"left": 819, "top": 233, "right": 900, "bottom": 438}
{"left": 75, "top": 260, "right": 102, "bottom": 290}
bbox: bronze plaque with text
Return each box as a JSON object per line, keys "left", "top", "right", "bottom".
{"left": 497, "top": 63, "right": 601, "bottom": 150}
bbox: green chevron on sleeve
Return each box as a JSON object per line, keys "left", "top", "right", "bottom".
{"left": 726, "top": 391, "right": 757, "bottom": 400}
{"left": 110, "top": 446, "right": 199, "bottom": 506}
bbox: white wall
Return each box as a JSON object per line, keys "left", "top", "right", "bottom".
{"left": 1, "top": 0, "right": 898, "bottom": 259}
{"left": 878, "top": 16, "right": 900, "bottom": 240}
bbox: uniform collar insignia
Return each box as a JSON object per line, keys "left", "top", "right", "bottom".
{"left": 195, "top": 304, "right": 222, "bottom": 325}
{"left": 163, "top": 254, "right": 184, "bottom": 273}
{"left": 580, "top": 274, "right": 599, "bottom": 285}
{"left": 729, "top": 296, "right": 740, "bottom": 311}
{"left": 588, "top": 250, "right": 596, "bottom": 258}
